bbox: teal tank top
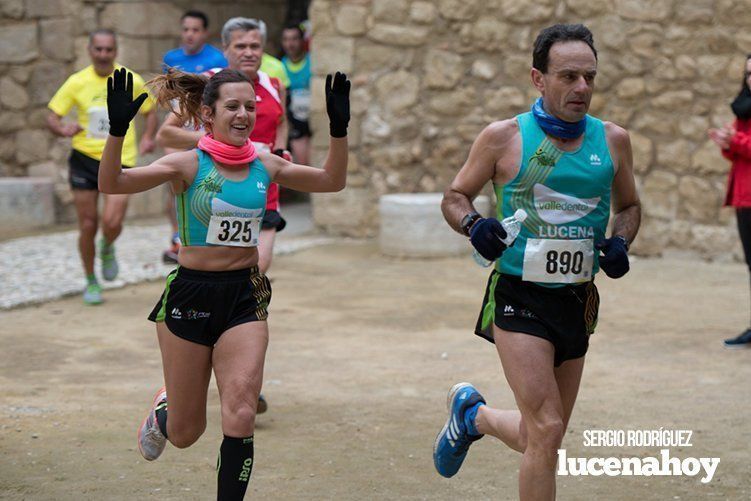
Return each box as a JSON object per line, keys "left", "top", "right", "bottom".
{"left": 497, "top": 112, "right": 614, "bottom": 287}
{"left": 176, "top": 149, "right": 270, "bottom": 247}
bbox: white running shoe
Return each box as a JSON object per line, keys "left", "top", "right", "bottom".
{"left": 137, "top": 386, "right": 167, "bottom": 461}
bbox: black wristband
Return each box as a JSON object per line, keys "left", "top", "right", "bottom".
{"left": 109, "top": 123, "right": 129, "bottom": 137}
{"left": 329, "top": 125, "right": 347, "bottom": 138}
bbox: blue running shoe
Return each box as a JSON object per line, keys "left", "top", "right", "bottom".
{"left": 433, "top": 382, "right": 486, "bottom": 478}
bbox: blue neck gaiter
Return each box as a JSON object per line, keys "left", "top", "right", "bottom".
{"left": 531, "top": 97, "right": 586, "bottom": 139}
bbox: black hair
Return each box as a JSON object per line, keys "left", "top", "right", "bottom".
{"left": 532, "top": 24, "right": 597, "bottom": 73}
{"left": 282, "top": 23, "right": 304, "bottom": 38}
{"left": 182, "top": 10, "right": 209, "bottom": 29}
{"left": 149, "top": 69, "right": 252, "bottom": 125}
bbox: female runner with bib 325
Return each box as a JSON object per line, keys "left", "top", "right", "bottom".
{"left": 98, "top": 68, "right": 350, "bottom": 500}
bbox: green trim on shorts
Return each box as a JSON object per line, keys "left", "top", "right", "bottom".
{"left": 481, "top": 272, "right": 501, "bottom": 331}
{"left": 155, "top": 268, "right": 179, "bottom": 322}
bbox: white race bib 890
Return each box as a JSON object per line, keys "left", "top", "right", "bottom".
{"left": 206, "top": 215, "right": 261, "bottom": 247}
{"left": 87, "top": 106, "right": 109, "bottom": 139}
{"left": 522, "top": 238, "right": 594, "bottom": 284}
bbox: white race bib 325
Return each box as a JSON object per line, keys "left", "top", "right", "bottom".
{"left": 206, "top": 215, "right": 261, "bottom": 247}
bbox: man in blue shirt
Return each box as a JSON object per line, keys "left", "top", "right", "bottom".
{"left": 160, "top": 10, "right": 227, "bottom": 264}
{"left": 163, "top": 10, "right": 227, "bottom": 74}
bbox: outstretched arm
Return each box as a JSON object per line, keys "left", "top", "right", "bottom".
{"left": 268, "top": 72, "right": 350, "bottom": 193}
{"left": 99, "top": 69, "right": 194, "bottom": 194}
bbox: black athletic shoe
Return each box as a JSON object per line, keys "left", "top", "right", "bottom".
{"left": 723, "top": 329, "right": 751, "bottom": 349}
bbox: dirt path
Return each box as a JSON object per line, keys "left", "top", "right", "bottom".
{"left": 1, "top": 243, "right": 749, "bottom": 500}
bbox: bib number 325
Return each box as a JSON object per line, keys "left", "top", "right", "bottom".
{"left": 522, "top": 238, "right": 593, "bottom": 284}
{"left": 207, "top": 216, "right": 260, "bottom": 247}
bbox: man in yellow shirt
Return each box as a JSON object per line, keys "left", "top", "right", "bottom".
{"left": 47, "top": 29, "right": 157, "bottom": 305}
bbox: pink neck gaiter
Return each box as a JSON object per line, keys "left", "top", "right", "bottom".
{"left": 197, "top": 134, "right": 257, "bottom": 167}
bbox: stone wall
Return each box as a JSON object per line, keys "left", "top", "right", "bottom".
{"left": 0, "top": 0, "right": 284, "bottom": 223}
{"left": 309, "top": 0, "right": 748, "bottom": 260}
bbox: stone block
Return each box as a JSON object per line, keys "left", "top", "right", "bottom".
{"left": 15, "top": 129, "right": 49, "bottom": 165}
{"left": 374, "top": 70, "right": 419, "bottom": 111}
{"left": 410, "top": 2, "right": 437, "bottom": 23}
{"left": 0, "top": 177, "right": 55, "bottom": 236}
{"left": 125, "top": 186, "right": 164, "bottom": 220}
{"left": 312, "top": 187, "right": 375, "bottom": 237}
{"left": 117, "top": 36, "right": 151, "bottom": 73}
{"left": 101, "top": 2, "right": 182, "bottom": 37}
{"left": 0, "top": 22, "right": 38, "bottom": 63}
{"left": 471, "top": 59, "right": 497, "bottom": 80}
{"left": 0, "top": 111, "right": 25, "bottom": 133}
{"left": 26, "top": 161, "right": 58, "bottom": 177}
{"left": 367, "top": 24, "right": 429, "bottom": 47}
{"left": 373, "top": 0, "right": 410, "bottom": 21}
{"left": 500, "top": 0, "right": 555, "bottom": 22}
{"left": 642, "top": 170, "right": 678, "bottom": 219}
{"left": 312, "top": 36, "right": 355, "bottom": 74}
{"left": 25, "top": 0, "right": 70, "bottom": 17}
{"left": 40, "top": 18, "right": 74, "bottom": 62}
{"left": 0, "top": 77, "right": 29, "bottom": 110}
{"left": 1, "top": 0, "right": 24, "bottom": 19}
{"left": 483, "top": 86, "right": 526, "bottom": 117}
{"left": 691, "top": 141, "right": 727, "bottom": 175}
{"left": 630, "top": 131, "right": 653, "bottom": 174}
{"left": 615, "top": 0, "right": 672, "bottom": 21}
{"left": 656, "top": 139, "right": 691, "bottom": 173}
{"left": 437, "top": 0, "right": 479, "bottom": 20}
{"left": 29, "top": 61, "right": 69, "bottom": 106}
{"left": 678, "top": 175, "right": 720, "bottom": 224}
{"left": 379, "top": 193, "right": 489, "bottom": 257}
{"left": 335, "top": 4, "right": 369, "bottom": 36}
{"left": 8, "top": 64, "right": 31, "bottom": 84}
{"left": 424, "top": 49, "right": 463, "bottom": 89}
{"left": 566, "top": 0, "right": 609, "bottom": 16}
{"left": 355, "top": 43, "right": 413, "bottom": 72}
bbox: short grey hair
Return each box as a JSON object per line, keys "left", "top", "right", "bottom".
{"left": 221, "top": 17, "right": 267, "bottom": 46}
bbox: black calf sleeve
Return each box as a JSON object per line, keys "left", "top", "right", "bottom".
{"left": 217, "top": 435, "right": 254, "bottom": 501}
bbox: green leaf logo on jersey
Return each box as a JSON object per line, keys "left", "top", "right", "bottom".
{"left": 199, "top": 178, "right": 223, "bottom": 194}
{"left": 530, "top": 147, "right": 556, "bottom": 167}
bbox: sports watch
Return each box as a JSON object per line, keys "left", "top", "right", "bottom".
{"left": 614, "top": 235, "right": 630, "bottom": 251}
{"left": 460, "top": 211, "right": 482, "bottom": 236}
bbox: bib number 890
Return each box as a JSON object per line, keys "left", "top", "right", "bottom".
{"left": 545, "top": 250, "right": 584, "bottom": 275}
{"left": 218, "top": 220, "right": 252, "bottom": 243}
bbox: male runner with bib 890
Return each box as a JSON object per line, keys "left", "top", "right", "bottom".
{"left": 433, "top": 24, "right": 641, "bottom": 500}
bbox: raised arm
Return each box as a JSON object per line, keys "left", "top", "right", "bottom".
{"left": 99, "top": 69, "right": 194, "bottom": 194}
{"left": 269, "top": 72, "right": 349, "bottom": 193}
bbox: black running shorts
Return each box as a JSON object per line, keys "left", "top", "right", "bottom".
{"left": 68, "top": 149, "right": 132, "bottom": 190}
{"left": 148, "top": 266, "right": 272, "bottom": 346}
{"left": 475, "top": 272, "right": 600, "bottom": 367}
{"left": 288, "top": 116, "right": 311, "bottom": 140}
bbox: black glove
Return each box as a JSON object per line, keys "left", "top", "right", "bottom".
{"left": 326, "top": 72, "right": 350, "bottom": 138}
{"left": 470, "top": 218, "right": 508, "bottom": 261}
{"left": 595, "top": 236, "right": 630, "bottom": 279}
{"left": 107, "top": 68, "right": 148, "bottom": 137}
